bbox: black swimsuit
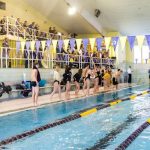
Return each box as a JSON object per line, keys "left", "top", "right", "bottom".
{"left": 31, "top": 67, "right": 41, "bottom": 87}
{"left": 85, "top": 74, "right": 91, "bottom": 80}
{"left": 95, "top": 71, "right": 100, "bottom": 78}
{"left": 73, "top": 73, "right": 81, "bottom": 83}
{"left": 63, "top": 71, "right": 72, "bottom": 84}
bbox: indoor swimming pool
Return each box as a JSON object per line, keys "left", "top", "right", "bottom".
{"left": 0, "top": 85, "right": 150, "bottom": 150}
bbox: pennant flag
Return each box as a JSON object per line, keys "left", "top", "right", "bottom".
{"left": 112, "top": 37, "right": 119, "bottom": 50}
{"left": 136, "top": 35, "right": 145, "bottom": 49}
{"left": 70, "top": 38, "right": 76, "bottom": 52}
{"left": 82, "top": 38, "right": 89, "bottom": 52}
{"left": 120, "top": 36, "right": 127, "bottom": 50}
{"left": 30, "top": 41, "right": 35, "bottom": 51}
{"left": 52, "top": 40, "right": 58, "bottom": 53}
{"left": 127, "top": 36, "right": 136, "bottom": 50}
{"left": 25, "top": 41, "right": 30, "bottom": 51}
{"left": 35, "top": 41, "right": 41, "bottom": 53}
{"left": 64, "top": 39, "right": 69, "bottom": 51}
{"left": 104, "top": 37, "right": 111, "bottom": 51}
{"left": 89, "top": 38, "right": 95, "bottom": 50}
{"left": 96, "top": 38, "right": 103, "bottom": 51}
{"left": 16, "top": 41, "right": 21, "bottom": 52}
{"left": 41, "top": 41, "right": 46, "bottom": 51}
{"left": 145, "top": 35, "right": 150, "bottom": 50}
{"left": 21, "top": 41, "right": 25, "bottom": 52}
{"left": 58, "top": 40, "right": 64, "bottom": 52}
{"left": 76, "top": 39, "right": 82, "bottom": 51}
{"left": 46, "top": 40, "right": 51, "bottom": 49}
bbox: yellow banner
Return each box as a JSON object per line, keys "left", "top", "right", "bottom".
{"left": 41, "top": 41, "right": 46, "bottom": 51}
{"left": 21, "top": 41, "right": 25, "bottom": 52}
{"left": 52, "top": 40, "right": 58, "bottom": 54}
{"left": 76, "top": 39, "right": 82, "bottom": 50}
{"left": 30, "top": 41, "right": 35, "bottom": 51}
{"left": 89, "top": 38, "right": 96, "bottom": 51}
{"left": 104, "top": 37, "right": 111, "bottom": 51}
{"left": 120, "top": 36, "right": 127, "bottom": 50}
{"left": 63, "top": 39, "right": 69, "bottom": 51}
{"left": 136, "top": 35, "right": 145, "bottom": 49}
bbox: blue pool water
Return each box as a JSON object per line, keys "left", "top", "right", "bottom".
{"left": 0, "top": 85, "right": 150, "bottom": 149}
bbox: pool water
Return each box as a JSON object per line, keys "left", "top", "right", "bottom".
{"left": 0, "top": 85, "right": 150, "bottom": 149}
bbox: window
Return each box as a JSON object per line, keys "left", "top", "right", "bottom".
{"left": 142, "top": 45, "right": 149, "bottom": 63}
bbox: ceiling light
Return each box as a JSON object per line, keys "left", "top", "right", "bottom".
{"left": 68, "top": 7, "right": 76, "bottom": 15}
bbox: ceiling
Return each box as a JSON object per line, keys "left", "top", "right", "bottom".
{"left": 24, "top": 0, "right": 150, "bottom": 35}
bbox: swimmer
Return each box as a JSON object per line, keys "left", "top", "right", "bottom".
{"left": 73, "top": 69, "right": 82, "bottom": 95}
{"left": 50, "top": 65, "right": 61, "bottom": 100}
{"left": 31, "top": 63, "right": 41, "bottom": 106}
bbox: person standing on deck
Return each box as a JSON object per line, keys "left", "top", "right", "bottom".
{"left": 127, "top": 66, "right": 132, "bottom": 86}
{"left": 31, "top": 63, "right": 41, "bottom": 106}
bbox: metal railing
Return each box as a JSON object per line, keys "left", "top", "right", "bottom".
{"left": 0, "top": 16, "right": 69, "bottom": 40}
{"left": 0, "top": 47, "right": 116, "bottom": 69}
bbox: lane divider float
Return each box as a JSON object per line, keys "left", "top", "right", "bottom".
{"left": 115, "top": 118, "right": 150, "bottom": 150}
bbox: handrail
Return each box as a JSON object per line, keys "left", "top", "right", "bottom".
{"left": 0, "top": 47, "right": 116, "bottom": 69}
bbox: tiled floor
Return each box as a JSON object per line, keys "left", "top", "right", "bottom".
{"left": 0, "top": 83, "right": 131, "bottom": 116}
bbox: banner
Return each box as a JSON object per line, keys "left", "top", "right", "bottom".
{"left": 21, "top": 41, "right": 25, "bottom": 52}
{"left": 136, "top": 35, "right": 145, "bottom": 49}
{"left": 58, "top": 40, "right": 64, "bottom": 52}
{"left": 16, "top": 41, "right": 21, "bottom": 52}
{"left": 82, "top": 38, "right": 89, "bottom": 52}
{"left": 145, "top": 35, "right": 150, "bottom": 50}
{"left": 25, "top": 41, "right": 30, "bottom": 51}
{"left": 30, "top": 41, "right": 35, "bottom": 51}
{"left": 41, "top": 41, "right": 46, "bottom": 51}
{"left": 46, "top": 40, "right": 51, "bottom": 49}
{"left": 64, "top": 39, "right": 69, "bottom": 51}
{"left": 104, "top": 37, "right": 111, "bottom": 51}
{"left": 120, "top": 36, "right": 127, "bottom": 50}
{"left": 35, "top": 41, "right": 41, "bottom": 53}
{"left": 96, "top": 38, "right": 103, "bottom": 51}
{"left": 127, "top": 36, "right": 136, "bottom": 50}
{"left": 89, "top": 38, "right": 95, "bottom": 51}
{"left": 112, "top": 37, "right": 119, "bottom": 50}
{"left": 70, "top": 38, "right": 76, "bottom": 52}
{"left": 52, "top": 40, "right": 58, "bottom": 53}
{"left": 76, "top": 39, "right": 82, "bottom": 51}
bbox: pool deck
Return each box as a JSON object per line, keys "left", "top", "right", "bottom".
{"left": 0, "top": 83, "right": 132, "bottom": 116}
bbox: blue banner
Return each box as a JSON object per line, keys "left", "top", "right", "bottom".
{"left": 25, "top": 41, "right": 30, "bottom": 51}
{"left": 112, "top": 37, "right": 119, "bottom": 50}
{"left": 96, "top": 38, "right": 103, "bottom": 51}
{"left": 16, "top": 41, "right": 21, "bottom": 52}
{"left": 82, "top": 39, "right": 89, "bottom": 52}
{"left": 127, "top": 36, "right": 136, "bottom": 50}
{"left": 35, "top": 41, "right": 41, "bottom": 53}
{"left": 145, "top": 35, "right": 150, "bottom": 50}
{"left": 70, "top": 38, "right": 75, "bottom": 52}
{"left": 58, "top": 40, "right": 64, "bottom": 52}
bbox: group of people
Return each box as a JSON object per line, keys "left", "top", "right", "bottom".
{"left": 31, "top": 62, "right": 132, "bottom": 106}
{"left": 0, "top": 16, "right": 64, "bottom": 40}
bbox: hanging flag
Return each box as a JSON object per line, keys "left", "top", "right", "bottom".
{"left": 41, "top": 41, "right": 46, "bottom": 51}
{"left": 145, "top": 35, "right": 150, "bottom": 50}
{"left": 64, "top": 39, "right": 69, "bottom": 51}
{"left": 89, "top": 38, "right": 95, "bottom": 51}
{"left": 112, "top": 37, "right": 119, "bottom": 50}
{"left": 104, "top": 37, "right": 111, "bottom": 51}
{"left": 96, "top": 38, "right": 103, "bottom": 51}
{"left": 52, "top": 40, "right": 58, "bottom": 54}
{"left": 136, "top": 35, "right": 145, "bottom": 49}
{"left": 82, "top": 38, "right": 89, "bottom": 52}
{"left": 25, "top": 41, "right": 30, "bottom": 51}
{"left": 35, "top": 41, "right": 41, "bottom": 53}
{"left": 70, "top": 38, "right": 75, "bottom": 52}
{"left": 127, "top": 36, "right": 136, "bottom": 50}
{"left": 21, "top": 41, "right": 25, "bottom": 52}
{"left": 16, "top": 41, "right": 21, "bottom": 52}
{"left": 46, "top": 40, "right": 51, "bottom": 49}
{"left": 76, "top": 39, "right": 82, "bottom": 51}
{"left": 30, "top": 41, "right": 35, "bottom": 51}
{"left": 120, "top": 36, "right": 127, "bottom": 50}
{"left": 58, "top": 40, "right": 64, "bottom": 52}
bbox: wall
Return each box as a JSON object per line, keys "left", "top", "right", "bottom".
{"left": 0, "top": 0, "right": 66, "bottom": 33}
